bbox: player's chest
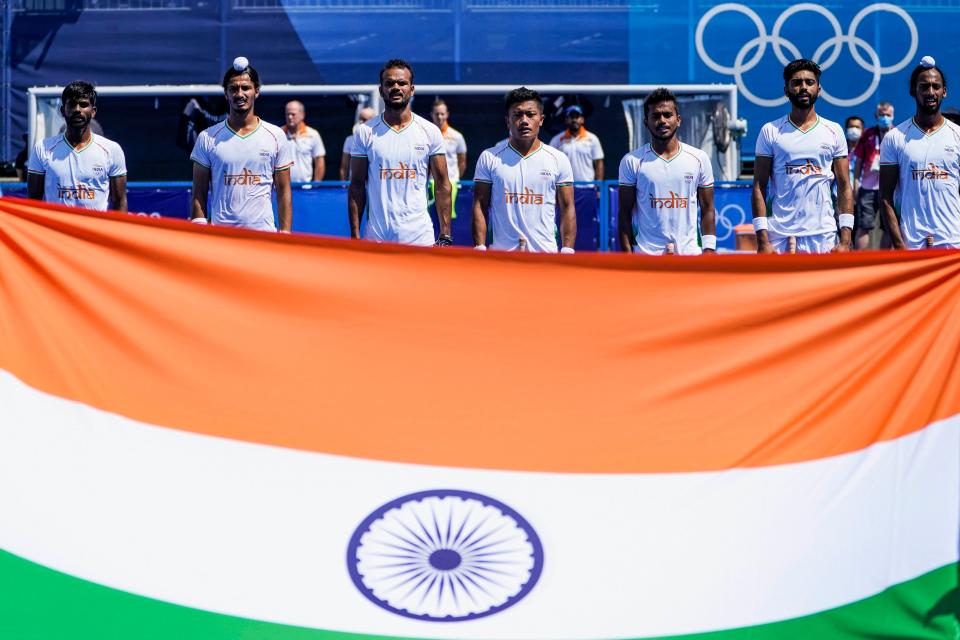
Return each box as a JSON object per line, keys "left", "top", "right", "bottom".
{"left": 218, "top": 139, "right": 275, "bottom": 172}
{"left": 635, "top": 160, "right": 697, "bottom": 193}
{"left": 903, "top": 137, "right": 960, "bottom": 184}
{"left": 494, "top": 161, "right": 559, "bottom": 192}
{"left": 49, "top": 148, "right": 110, "bottom": 182}
{"left": 777, "top": 133, "right": 835, "bottom": 167}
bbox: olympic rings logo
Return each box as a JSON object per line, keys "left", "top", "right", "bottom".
{"left": 695, "top": 3, "right": 917, "bottom": 107}
{"left": 715, "top": 202, "right": 745, "bottom": 242}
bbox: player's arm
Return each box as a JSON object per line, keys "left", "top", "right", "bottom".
{"left": 879, "top": 164, "right": 905, "bottom": 249}
{"left": 698, "top": 185, "right": 716, "bottom": 254}
{"left": 752, "top": 155, "right": 774, "bottom": 254}
{"left": 191, "top": 163, "right": 211, "bottom": 222}
{"left": 109, "top": 175, "right": 127, "bottom": 212}
{"left": 27, "top": 172, "right": 45, "bottom": 201}
{"left": 617, "top": 185, "right": 638, "bottom": 252}
{"left": 832, "top": 156, "right": 854, "bottom": 251}
{"left": 339, "top": 152, "right": 350, "bottom": 181}
{"left": 593, "top": 159, "right": 604, "bottom": 182}
{"left": 312, "top": 155, "right": 325, "bottom": 182}
{"left": 557, "top": 183, "right": 576, "bottom": 251}
{"left": 852, "top": 148, "right": 863, "bottom": 200}
{"left": 472, "top": 180, "right": 491, "bottom": 248}
{"left": 457, "top": 153, "right": 467, "bottom": 180}
{"left": 430, "top": 154, "right": 452, "bottom": 240}
{"left": 347, "top": 156, "right": 368, "bottom": 239}
{"left": 274, "top": 166, "right": 292, "bottom": 232}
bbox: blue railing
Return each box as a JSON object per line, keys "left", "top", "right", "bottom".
{"left": 1, "top": 180, "right": 753, "bottom": 251}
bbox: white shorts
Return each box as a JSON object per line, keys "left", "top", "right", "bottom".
{"left": 768, "top": 231, "right": 836, "bottom": 254}
{"left": 363, "top": 215, "right": 435, "bottom": 246}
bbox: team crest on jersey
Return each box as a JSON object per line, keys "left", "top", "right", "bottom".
{"left": 785, "top": 160, "right": 822, "bottom": 175}
{"left": 945, "top": 146, "right": 957, "bottom": 154}
{"left": 380, "top": 162, "right": 417, "bottom": 179}
{"left": 539, "top": 170, "right": 553, "bottom": 178}
{"left": 92, "top": 165, "right": 105, "bottom": 175}
{"left": 259, "top": 150, "right": 272, "bottom": 159}
{"left": 414, "top": 144, "right": 427, "bottom": 153}
{"left": 649, "top": 191, "right": 688, "bottom": 209}
{"left": 505, "top": 187, "right": 544, "bottom": 205}
{"left": 684, "top": 172, "right": 695, "bottom": 182}
{"left": 820, "top": 143, "right": 833, "bottom": 153}
{"left": 910, "top": 163, "right": 949, "bottom": 180}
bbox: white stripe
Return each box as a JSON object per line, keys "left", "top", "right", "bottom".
{"left": 0, "top": 369, "right": 957, "bottom": 638}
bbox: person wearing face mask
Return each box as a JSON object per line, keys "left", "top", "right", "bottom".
{"left": 851, "top": 102, "right": 894, "bottom": 249}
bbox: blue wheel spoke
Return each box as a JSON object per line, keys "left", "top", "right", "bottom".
{"left": 416, "top": 574, "right": 440, "bottom": 608}
{"left": 459, "top": 528, "right": 510, "bottom": 554}
{"left": 380, "top": 568, "right": 428, "bottom": 594}
{"left": 380, "top": 526, "right": 429, "bottom": 554}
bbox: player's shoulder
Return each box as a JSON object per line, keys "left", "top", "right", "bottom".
{"left": 679, "top": 143, "right": 709, "bottom": 163}
{"left": 548, "top": 132, "right": 564, "bottom": 146}
{"left": 258, "top": 119, "right": 287, "bottom": 141}
{"left": 91, "top": 133, "right": 123, "bottom": 153}
{"left": 304, "top": 125, "right": 322, "bottom": 139}
{"left": 38, "top": 134, "right": 65, "bottom": 153}
{"left": 198, "top": 121, "right": 228, "bottom": 141}
{"left": 941, "top": 118, "right": 960, "bottom": 141}
{"left": 413, "top": 114, "right": 443, "bottom": 137}
{"left": 446, "top": 125, "right": 464, "bottom": 140}
{"left": 762, "top": 115, "right": 790, "bottom": 133}
{"left": 816, "top": 116, "right": 844, "bottom": 137}
{"left": 585, "top": 130, "right": 603, "bottom": 143}
{"left": 541, "top": 141, "right": 572, "bottom": 166}
{"left": 621, "top": 143, "right": 651, "bottom": 163}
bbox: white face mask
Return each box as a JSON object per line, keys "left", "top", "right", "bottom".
{"left": 846, "top": 127, "right": 862, "bottom": 142}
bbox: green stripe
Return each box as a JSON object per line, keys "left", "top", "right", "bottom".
{"left": 0, "top": 549, "right": 956, "bottom": 639}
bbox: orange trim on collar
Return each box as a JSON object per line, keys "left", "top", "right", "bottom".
{"left": 562, "top": 128, "right": 589, "bottom": 141}
{"left": 282, "top": 122, "right": 309, "bottom": 137}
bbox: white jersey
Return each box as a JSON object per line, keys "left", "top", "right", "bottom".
{"left": 342, "top": 133, "right": 356, "bottom": 156}
{"left": 27, "top": 133, "right": 126, "bottom": 211}
{"left": 284, "top": 124, "right": 325, "bottom": 183}
{"left": 352, "top": 114, "right": 445, "bottom": 246}
{"left": 755, "top": 115, "right": 847, "bottom": 238}
{"left": 618, "top": 143, "right": 714, "bottom": 255}
{"left": 439, "top": 125, "right": 467, "bottom": 183}
{"left": 549, "top": 129, "right": 604, "bottom": 181}
{"left": 190, "top": 118, "right": 293, "bottom": 231}
{"left": 474, "top": 140, "right": 574, "bottom": 252}
{"left": 879, "top": 117, "right": 960, "bottom": 249}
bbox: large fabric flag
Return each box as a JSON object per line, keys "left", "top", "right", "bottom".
{"left": 0, "top": 197, "right": 958, "bottom": 639}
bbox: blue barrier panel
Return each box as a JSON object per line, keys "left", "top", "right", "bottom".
{"left": 605, "top": 181, "right": 752, "bottom": 252}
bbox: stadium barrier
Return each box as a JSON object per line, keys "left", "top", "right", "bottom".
{"left": 0, "top": 180, "right": 752, "bottom": 251}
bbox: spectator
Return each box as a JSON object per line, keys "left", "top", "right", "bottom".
{"left": 852, "top": 102, "right": 894, "bottom": 249}
{"left": 430, "top": 99, "right": 467, "bottom": 218}
{"left": 339, "top": 106, "right": 376, "bottom": 181}
{"left": 283, "top": 100, "right": 325, "bottom": 182}
{"left": 548, "top": 105, "right": 604, "bottom": 182}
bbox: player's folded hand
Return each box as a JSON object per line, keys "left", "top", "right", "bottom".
{"left": 435, "top": 234, "right": 453, "bottom": 247}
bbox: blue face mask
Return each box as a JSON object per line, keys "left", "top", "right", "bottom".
{"left": 878, "top": 115, "right": 893, "bottom": 129}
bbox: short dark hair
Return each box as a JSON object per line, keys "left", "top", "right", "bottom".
{"left": 783, "top": 58, "right": 822, "bottom": 84}
{"left": 845, "top": 116, "right": 863, "bottom": 128}
{"left": 504, "top": 87, "right": 542, "bottom": 113}
{"left": 909, "top": 63, "right": 947, "bottom": 97}
{"left": 380, "top": 59, "right": 414, "bottom": 84}
{"left": 222, "top": 64, "right": 261, "bottom": 89}
{"left": 61, "top": 81, "right": 97, "bottom": 107}
{"left": 432, "top": 98, "right": 447, "bottom": 110}
{"left": 643, "top": 87, "right": 678, "bottom": 118}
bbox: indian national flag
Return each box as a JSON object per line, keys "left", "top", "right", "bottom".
{"left": 0, "top": 197, "right": 958, "bottom": 639}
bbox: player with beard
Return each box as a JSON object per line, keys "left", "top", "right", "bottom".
{"left": 752, "top": 59, "right": 853, "bottom": 254}
{"left": 190, "top": 57, "right": 293, "bottom": 232}
{"left": 880, "top": 56, "right": 960, "bottom": 249}
{"left": 472, "top": 87, "right": 576, "bottom": 252}
{"left": 348, "top": 59, "right": 452, "bottom": 246}
{"left": 27, "top": 80, "right": 127, "bottom": 212}
{"left": 617, "top": 87, "right": 715, "bottom": 255}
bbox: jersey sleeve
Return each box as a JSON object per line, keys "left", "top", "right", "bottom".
{"left": 879, "top": 130, "right": 901, "bottom": 166}
{"left": 26, "top": 140, "right": 46, "bottom": 174}
{"left": 190, "top": 132, "right": 211, "bottom": 169}
{"left": 109, "top": 142, "right": 127, "bottom": 177}
{"left": 473, "top": 150, "right": 493, "bottom": 183}
{"left": 698, "top": 152, "right": 715, "bottom": 188}
{"left": 275, "top": 133, "right": 295, "bottom": 171}
{"left": 455, "top": 132, "right": 467, "bottom": 154}
{"left": 313, "top": 133, "right": 326, "bottom": 158}
{"left": 428, "top": 125, "right": 445, "bottom": 157}
{"left": 618, "top": 154, "right": 637, "bottom": 186}
{"left": 351, "top": 127, "right": 370, "bottom": 158}
{"left": 591, "top": 135, "right": 605, "bottom": 160}
{"left": 831, "top": 124, "right": 847, "bottom": 158}
{"left": 556, "top": 152, "right": 574, "bottom": 186}
{"left": 755, "top": 123, "right": 776, "bottom": 157}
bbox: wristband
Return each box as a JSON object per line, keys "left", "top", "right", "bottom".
{"left": 474, "top": 245, "right": 487, "bottom": 251}
{"left": 701, "top": 235, "right": 717, "bottom": 251}
{"left": 560, "top": 247, "right": 575, "bottom": 254}
{"left": 753, "top": 217, "right": 768, "bottom": 232}
{"left": 838, "top": 213, "right": 854, "bottom": 229}
{"left": 190, "top": 217, "right": 208, "bottom": 225}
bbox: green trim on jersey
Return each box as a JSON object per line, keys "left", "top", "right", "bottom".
{"left": 224, "top": 118, "right": 263, "bottom": 140}
{"left": 788, "top": 115, "right": 820, "bottom": 134}
{"left": 508, "top": 139, "right": 544, "bottom": 159}
{"left": 381, "top": 114, "right": 415, "bottom": 134}
{"left": 653, "top": 143, "right": 683, "bottom": 163}
{"left": 63, "top": 134, "right": 95, "bottom": 155}
{"left": 912, "top": 117, "right": 948, "bottom": 137}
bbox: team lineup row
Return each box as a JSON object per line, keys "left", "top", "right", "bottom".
{"left": 23, "top": 56, "right": 960, "bottom": 253}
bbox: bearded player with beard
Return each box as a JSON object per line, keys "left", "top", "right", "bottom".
{"left": 880, "top": 56, "right": 960, "bottom": 249}
{"left": 348, "top": 59, "right": 452, "bottom": 246}
{"left": 751, "top": 59, "right": 854, "bottom": 254}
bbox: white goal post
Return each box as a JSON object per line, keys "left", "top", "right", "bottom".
{"left": 27, "top": 83, "right": 743, "bottom": 179}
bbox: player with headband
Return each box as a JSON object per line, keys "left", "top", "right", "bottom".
{"left": 190, "top": 57, "right": 294, "bottom": 232}
{"left": 879, "top": 56, "right": 960, "bottom": 249}
{"left": 751, "top": 59, "right": 854, "bottom": 254}
{"left": 617, "top": 87, "right": 716, "bottom": 255}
